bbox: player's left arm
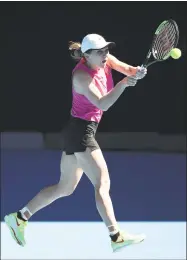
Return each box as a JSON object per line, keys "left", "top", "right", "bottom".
{"left": 107, "top": 54, "right": 147, "bottom": 78}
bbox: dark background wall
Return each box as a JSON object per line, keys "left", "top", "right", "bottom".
{"left": 1, "top": 2, "right": 186, "bottom": 133}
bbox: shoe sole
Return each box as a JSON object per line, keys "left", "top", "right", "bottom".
{"left": 4, "top": 215, "right": 25, "bottom": 247}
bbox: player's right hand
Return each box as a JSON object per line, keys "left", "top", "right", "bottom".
{"left": 135, "top": 66, "right": 147, "bottom": 79}
{"left": 122, "top": 76, "right": 137, "bottom": 87}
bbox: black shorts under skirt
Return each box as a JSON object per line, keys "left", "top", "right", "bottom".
{"left": 62, "top": 116, "right": 100, "bottom": 155}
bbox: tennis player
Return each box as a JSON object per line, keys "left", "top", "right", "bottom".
{"left": 5, "top": 34, "right": 147, "bottom": 252}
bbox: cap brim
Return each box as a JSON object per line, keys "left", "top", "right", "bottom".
{"left": 91, "top": 42, "right": 116, "bottom": 51}
{"left": 106, "top": 42, "right": 116, "bottom": 48}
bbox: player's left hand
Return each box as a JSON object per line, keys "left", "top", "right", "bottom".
{"left": 135, "top": 66, "right": 147, "bottom": 79}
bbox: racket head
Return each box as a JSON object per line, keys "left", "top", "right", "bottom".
{"left": 143, "top": 19, "right": 179, "bottom": 67}
{"left": 151, "top": 19, "right": 179, "bottom": 61}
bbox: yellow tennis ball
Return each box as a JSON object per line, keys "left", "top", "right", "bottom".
{"left": 170, "top": 48, "right": 181, "bottom": 59}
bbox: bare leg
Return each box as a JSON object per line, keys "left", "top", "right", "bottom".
{"left": 21, "top": 152, "right": 83, "bottom": 220}
{"left": 75, "top": 148, "right": 118, "bottom": 234}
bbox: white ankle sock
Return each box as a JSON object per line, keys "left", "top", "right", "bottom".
{"left": 108, "top": 225, "right": 119, "bottom": 236}
{"left": 20, "top": 207, "right": 32, "bottom": 220}
{"left": 109, "top": 230, "right": 119, "bottom": 236}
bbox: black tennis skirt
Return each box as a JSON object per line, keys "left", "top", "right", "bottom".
{"left": 62, "top": 116, "right": 100, "bottom": 155}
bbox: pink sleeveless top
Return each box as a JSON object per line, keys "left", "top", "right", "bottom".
{"left": 71, "top": 59, "right": 114, "bottom": 123}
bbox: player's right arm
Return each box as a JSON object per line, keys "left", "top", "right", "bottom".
{"left": 72, "top": 70, "right": 137, "bottom": 111}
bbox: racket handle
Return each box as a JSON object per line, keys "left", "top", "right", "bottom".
{"left": 141, "top": 64, "right": 148, "bottom": 68}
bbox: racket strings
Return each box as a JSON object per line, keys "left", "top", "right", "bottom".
{"left": 155, "top": 28, "right": 175, "bottom": 58}
{"left": 153, "top": 21, "right": 178, "bottom": 60}
{"left": 155, "top": 27, "right": 176, "bottom": 58}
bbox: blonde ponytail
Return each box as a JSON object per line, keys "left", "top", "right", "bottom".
{"left": 68, "top": 41, "right": 83, "bottom": 61}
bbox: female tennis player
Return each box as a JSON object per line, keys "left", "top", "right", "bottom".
{"left": 5, "top": 34, "right": 147, "bottom": 252}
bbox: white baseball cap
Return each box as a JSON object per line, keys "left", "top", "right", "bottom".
{"left": 81, "top": 34, "right": 115, "bottom": 53}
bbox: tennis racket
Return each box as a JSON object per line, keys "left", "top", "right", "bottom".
{"left": 142, "top": 19, "right": 179, "bottom": 68}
